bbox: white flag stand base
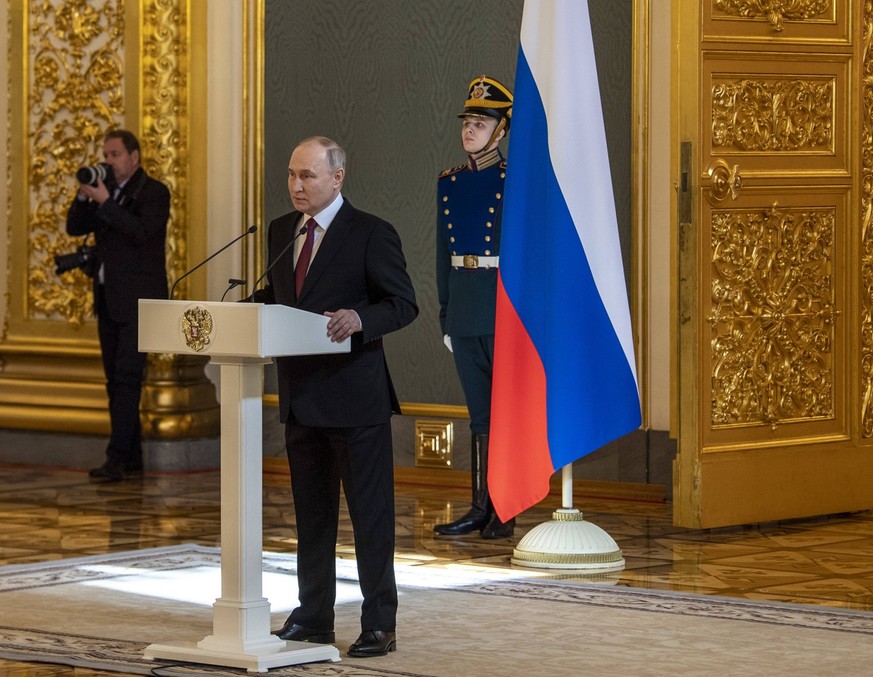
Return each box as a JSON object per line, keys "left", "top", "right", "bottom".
{"left": 511, "top": 507, "right": 625, "bottom": 571}
{"left": 510, "top": 466, "right": 626, "bottom": 572}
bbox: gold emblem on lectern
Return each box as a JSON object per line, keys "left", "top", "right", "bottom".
{"left": 181, "top": 306, "right": 214, "bottom": 352}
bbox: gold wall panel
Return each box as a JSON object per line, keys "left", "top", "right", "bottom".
{"left": 701, "top": 189, "right": 849, "bottom": 452}
{"left": 703, "top": 55, "right": 849, "bottom": 177}
{"left": 860, "top": 2, "right": 873, "bottom": 437}
{"left": 704, "top": 1, "right": 848, "bottom": 43}
{"left": 22, "top": 1, "right": 184, "bottom": 323}
{"left": 713, "top": 1, "right": 834, "bottom": 30}
{"left": 1, "top": 0, "right": 217, "bottom": 437}
{"left": 700, "top": 186, "right": 853, "bottom": 453}
{"left": 140, "top": 0, "right": 187, "bottom": 295}
{"left": 27, "top": 0, "right": 126, "bottom": 327}
{"left": 712, "top": 77, "right": 834, "bottom": 153}
{"left": 676, "top": 0, "right": 863, "bottom": 528}
{"left": 709, "top": 203, "right": 837, "bottom": 430}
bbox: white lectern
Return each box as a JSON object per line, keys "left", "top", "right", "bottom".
{"left": 138, "top": 299, "right": 348, "bottom": 672}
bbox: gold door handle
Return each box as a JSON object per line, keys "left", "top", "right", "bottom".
{"left": 707, "top": 159, "right": 743, "bottom": 202}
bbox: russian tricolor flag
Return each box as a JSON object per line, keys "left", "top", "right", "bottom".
{"left": 489, "top": 0, "right": 642, "bottom": 522}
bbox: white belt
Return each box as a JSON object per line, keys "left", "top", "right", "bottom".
{"left": 451, "top": 255, "right": 499, "bottom": 269}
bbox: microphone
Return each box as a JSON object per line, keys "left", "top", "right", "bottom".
{"left": 170, "top": 225, "right": 257, "bottom": 299}
{"left": 248, "top": 224, "right": 308, "bottom": 301}
{"left": 220, "top": 278, "right": 247, "bottom": 302}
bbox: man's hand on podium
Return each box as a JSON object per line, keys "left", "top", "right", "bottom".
{"left": 324, "top": 309, "right": 361, "bottom": 343}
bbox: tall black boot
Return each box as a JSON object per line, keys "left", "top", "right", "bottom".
{"left": 480, "top": 500, "right": 515, "bottom": 539}
{"left": 433, "top": 433, "right": 489, "bottom": 535}
{"left": 478, "top": 433, "right": 515, "bottom": 539}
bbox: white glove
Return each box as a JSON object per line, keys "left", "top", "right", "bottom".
{"left": 443, "top": 335, "right": 453, "bottom": 353}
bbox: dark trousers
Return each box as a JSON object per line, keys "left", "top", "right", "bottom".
{"left": 96, "top": 286, "right": 146, "bottom": 464}
{"left": 285, "top": 418, "right": 398, "bottom": 632}
{"left": 451, "top": 334, "right": 495, "bottom": 434}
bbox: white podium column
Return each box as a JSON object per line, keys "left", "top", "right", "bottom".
{"left": 144, "top": 357, "right": 340, "bottom": 671}
{"left": 199, "top": 356, "right": 279, "bottom": 650}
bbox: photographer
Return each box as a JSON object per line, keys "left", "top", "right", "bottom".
{"left": 66, "top": 129, "right": 170, "bottom": 481}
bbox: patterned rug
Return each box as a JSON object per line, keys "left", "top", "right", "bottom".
{"left": 2, "top": 544, "right": 873, "bottom": 676}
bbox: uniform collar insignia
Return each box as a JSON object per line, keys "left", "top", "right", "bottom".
{"left": 467, "top": 148, "right": 503, "bottom": 172}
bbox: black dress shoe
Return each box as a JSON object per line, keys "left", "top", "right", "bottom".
{"left": 88, "top": 461, "right": 124, "bottom": 482}
{"left": 272, "top": 620, "right": 334, "bottom": 644}
{"left": 347, "top": 630, "right": 396, "bottom": 657}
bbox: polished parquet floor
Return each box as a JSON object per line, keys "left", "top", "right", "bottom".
{"left": 3, "top": 463, "right": 873, "bottom": 675}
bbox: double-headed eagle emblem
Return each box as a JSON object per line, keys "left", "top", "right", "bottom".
{"left": 181, "top": 306, "right": 214, "bottom": 352}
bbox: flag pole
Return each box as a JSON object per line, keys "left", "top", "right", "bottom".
{"left": 562, "top": 463, "right": 573, "bottom": 508}
{"left": 489, "top": 0, "right": 640, "bottom": 570}
{"left": 510, "top": 463, "right": 625, "bottom": 572}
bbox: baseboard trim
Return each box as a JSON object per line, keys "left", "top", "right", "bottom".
{"left": 263, "top": 457, "right": 665, "bottom": 503}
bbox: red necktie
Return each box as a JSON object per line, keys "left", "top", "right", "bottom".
{"left": 294, "top": 218, "right": 317, "bottom": 296}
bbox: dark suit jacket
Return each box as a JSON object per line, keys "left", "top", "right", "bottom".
{"left": 66, "top": 167, "right": 170, "bottom": 323}
{"left": 253, "top": 198, "right": 418, "bottom": 428}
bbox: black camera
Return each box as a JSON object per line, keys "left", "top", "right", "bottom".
{"left": 54, "top": 244, "right": 98, "bottom": 277}
{"left": 76, "top": 162, "right": 116, "bottom": 190}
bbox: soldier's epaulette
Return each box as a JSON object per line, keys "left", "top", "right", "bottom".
{"left": 439, "top": 163, "right": 466, "bottom": 179}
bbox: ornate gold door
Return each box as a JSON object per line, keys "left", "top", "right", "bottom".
{"left": 673, "top": 1, "right": 872, "bottom": 527}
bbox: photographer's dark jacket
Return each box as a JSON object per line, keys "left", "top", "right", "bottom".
{"left": 66, "top": 167, "right": 170, "bottom": 322}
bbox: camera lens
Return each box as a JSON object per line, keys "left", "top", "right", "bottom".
{"left": 54, "top": 251, "right": 82, "bottom": 275}
{"left": 54, "top": 245, "right": 98, "bottom": 277}
{"left": 76, "top": 166, "right": 98, "bottom": 186}
{"left": 76, "top": 163, "right": 111, "bottom": 187}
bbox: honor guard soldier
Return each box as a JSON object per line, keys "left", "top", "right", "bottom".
{"left": 434, "top": 75, "right": 514, "bottom": 539}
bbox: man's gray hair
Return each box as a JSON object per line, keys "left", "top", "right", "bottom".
{"left": 298, "top": 136, "right": 346, "bottom": 172}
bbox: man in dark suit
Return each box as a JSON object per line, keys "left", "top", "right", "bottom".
{"left": 66, "top": 129, "right": 169, "bottom": 482}
{"left": 252, "top": 136, "right": 417, "bottom": 658}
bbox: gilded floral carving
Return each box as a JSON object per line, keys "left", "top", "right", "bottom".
{"left": 23, "top": 0, "right": 185, "bottom": 326}
{"left": 140, "top": 0, "right": 186, "bottom": 293}
{"left": 861, "top": 1, "right": 873, "bottom": 436}
{"left": 713, "top": 0, "right": 833, "bottom": 31}
{"left": 709, "top": 203, "right": 837, "bottom": 429}
{"left": 712, "top": 78, "right": 834, "bottom": 152}
{"left": 27, "top": 0, "right": 125, "bottom": 327}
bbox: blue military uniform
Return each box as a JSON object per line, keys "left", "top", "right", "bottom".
{"left": 436, "top": 152, "right": 505, "bottom": 338}
{"left": 433, "top": 75, "right": 515, "bottom": 540}
{"left": 436, "top": 149, "right": 505, "bottom": 431}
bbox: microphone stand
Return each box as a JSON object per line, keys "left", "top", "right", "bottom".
{"left": 170, "top": 225, "right": 258, "bottom": 300}
{"left": 247, "top": 224, "right": 308, "bottom": 301}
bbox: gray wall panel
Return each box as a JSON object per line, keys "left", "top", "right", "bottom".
{"left": 264, "top": 0, "right": 631, "bottom": 406}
